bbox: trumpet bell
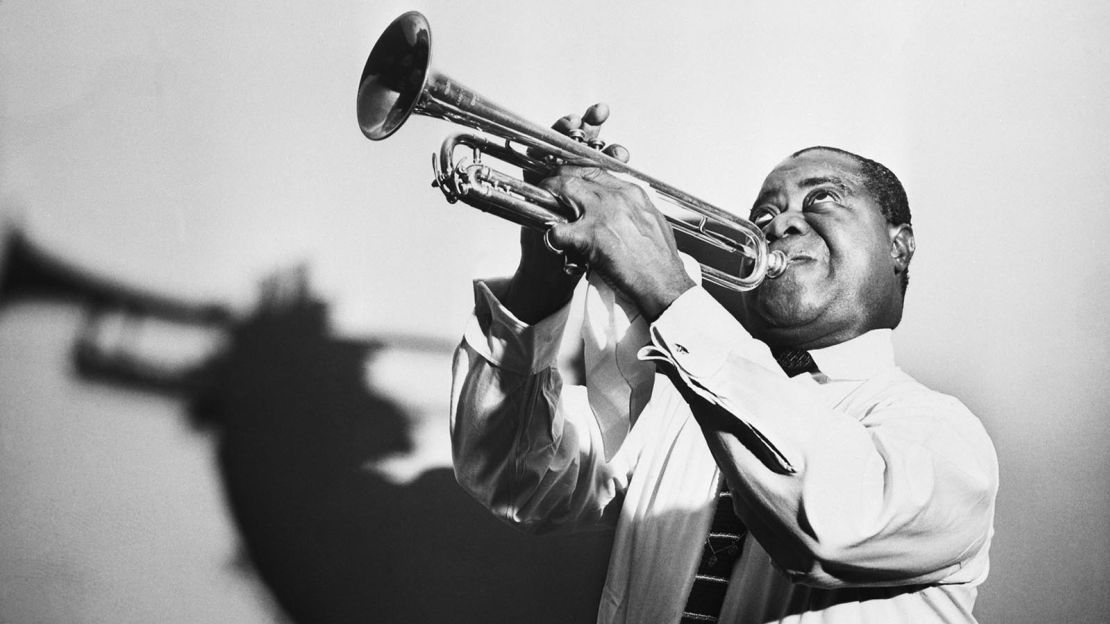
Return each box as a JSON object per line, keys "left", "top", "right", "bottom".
{"left": 357, "top": 11, "right": 432, "bottom": 141}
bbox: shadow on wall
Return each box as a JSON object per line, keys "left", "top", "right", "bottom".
{"left": 183, "top": 276, "right": 614, "bottom": 623}
{"left": 1, "top": 228, "right": 613, "bottom": 623}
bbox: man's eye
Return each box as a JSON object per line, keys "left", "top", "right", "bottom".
{"left": 750, "top": 207, "right": 779, "bottom": 227}
{"left": 805, "top": 189, "right": 839, "bottom": 206}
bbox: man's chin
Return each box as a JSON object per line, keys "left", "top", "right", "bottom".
{"left": 745, "top": 281, "right": 824, "bottom": 336}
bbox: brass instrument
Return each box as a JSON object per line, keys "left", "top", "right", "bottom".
{"left": 356, "top": 11, "right": 786, "bottom": 291}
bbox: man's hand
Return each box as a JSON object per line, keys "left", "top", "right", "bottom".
{"left": 539, "top": 166, "right": 695, "bottom": 321}
{"left": 503, "top": 103, "right": 629, "bottom": 324}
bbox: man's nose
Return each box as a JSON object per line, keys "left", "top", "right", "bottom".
{"left": 764, "top": 210, "right": 810, "bottom": 242}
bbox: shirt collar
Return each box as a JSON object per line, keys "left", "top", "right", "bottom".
{"left": 807, "top": 329, "right": 896, "bottom": 380}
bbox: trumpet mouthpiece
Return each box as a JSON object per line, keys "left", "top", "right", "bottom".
{"left": 766, "top": 250, "right": 788, "bottom": 279}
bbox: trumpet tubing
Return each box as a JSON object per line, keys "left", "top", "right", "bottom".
{"left": 357, "top": 11, "right": 786, "bottom": 292}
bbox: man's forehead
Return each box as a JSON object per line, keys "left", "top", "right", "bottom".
{"left": 761, "top": 150, "right": 864, "bottom": 191}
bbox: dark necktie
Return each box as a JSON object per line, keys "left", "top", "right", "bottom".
{"left": 772, "top": 348, "right": 819, "bottom": 378}
{"left": 679, "top": 350, "right": 819, "bottom": 622}
{"left": 680, "top": 484, "right": 746, "bottom": 623}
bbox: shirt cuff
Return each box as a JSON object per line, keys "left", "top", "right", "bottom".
{"left": 638, "top": 286, "right": 779, "bottom": 380}
{"left": 463, "top": 278, "right": 572, "bottom": 375}
{"left": 637, "top": 286, "right": 796, "bottom": 474}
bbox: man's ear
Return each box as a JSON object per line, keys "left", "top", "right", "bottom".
{"left": 889, "top": 224, "right": 915, "bottom": 273}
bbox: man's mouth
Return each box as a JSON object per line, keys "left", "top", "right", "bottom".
{"left": 765, "top": 252, "right": 817, "bottom": 281}
{"left": 764, "top": 244, "right": 819, "bottom": 280}
{"left": 763, "top": 253, "right": 812, "bottom": 282}
{"left": 772, "top": 247, "right": 814, "bottom": 265}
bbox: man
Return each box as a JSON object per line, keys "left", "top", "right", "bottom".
{"left": 450, "top": 106, "right": 998, "bottom": 623}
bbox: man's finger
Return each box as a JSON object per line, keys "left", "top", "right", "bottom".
{"left": 582, "top": 103, "right": 610, "bottom": 127}
{"left": 580, "top": 102, "right": 609, "bottom": 143}
{"left": 539, "top": 171, "right": 591, "bottom": 202}
{"left": 603, "top": 143, "right": 631, "bottom": 163}
{"left": 552, "top": 113, "right": 587, "bottom": 142}
{"left": 552, "top": 113, "right": 583, "bottom": 134}
{"left": 552, "top": 165, "right": 628, "bottom": 190}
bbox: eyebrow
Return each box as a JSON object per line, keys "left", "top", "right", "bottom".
{"left": 797, "top": 176, "right": 851, "bottom": 193}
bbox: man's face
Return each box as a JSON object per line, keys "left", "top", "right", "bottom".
{"left": 738, "top": 149, "right": 903, "bottom": 349}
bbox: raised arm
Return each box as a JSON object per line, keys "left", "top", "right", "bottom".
{"left": 450, "top": 105, "right": 649, "bottom": 533}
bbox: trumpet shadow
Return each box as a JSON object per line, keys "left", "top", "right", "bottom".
{"left": 185, "top": 284, "right": 613, "bottom": 623}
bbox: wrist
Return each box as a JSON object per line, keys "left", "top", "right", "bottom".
{"left": 635, "top": 274, "right": 696, "bottom": 322}
{"left": 503, "top": 266, "right": 581, "bottom": 325}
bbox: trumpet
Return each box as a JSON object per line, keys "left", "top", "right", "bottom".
{"left": 356, "top": 11, "right": 786, "bottom": 291}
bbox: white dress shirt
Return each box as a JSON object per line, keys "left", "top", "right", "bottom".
{"left": 451, "top": 279, "right": 998, "bottom": 624}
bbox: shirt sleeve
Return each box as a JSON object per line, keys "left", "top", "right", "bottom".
{"left": 640, "top": 286, "right": 999, "bottom": 589}
{"left": 450, "top": 278, "right": 640, "bottom": 533}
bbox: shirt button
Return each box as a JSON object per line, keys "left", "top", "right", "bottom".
{"left": 674, "top": 343, "right": 689, "bottom": 354}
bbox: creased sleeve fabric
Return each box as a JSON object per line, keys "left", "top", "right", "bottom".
{"left": 450, "top": 278, "right": 644, "bottom": 533}
{"left": 640, "top": 286, "right": 999, "bottom": 591}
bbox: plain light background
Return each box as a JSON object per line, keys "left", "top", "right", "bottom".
{"left": 2, "top": 1, "right": 1108, "bottom": 622}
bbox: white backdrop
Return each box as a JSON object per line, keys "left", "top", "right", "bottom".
{"left": 2, "top": 1, "right": 1108, "bottom": 622}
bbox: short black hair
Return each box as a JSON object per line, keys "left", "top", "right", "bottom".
{"left": 791, "top": 146, "right": 912, "bottom": 292}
